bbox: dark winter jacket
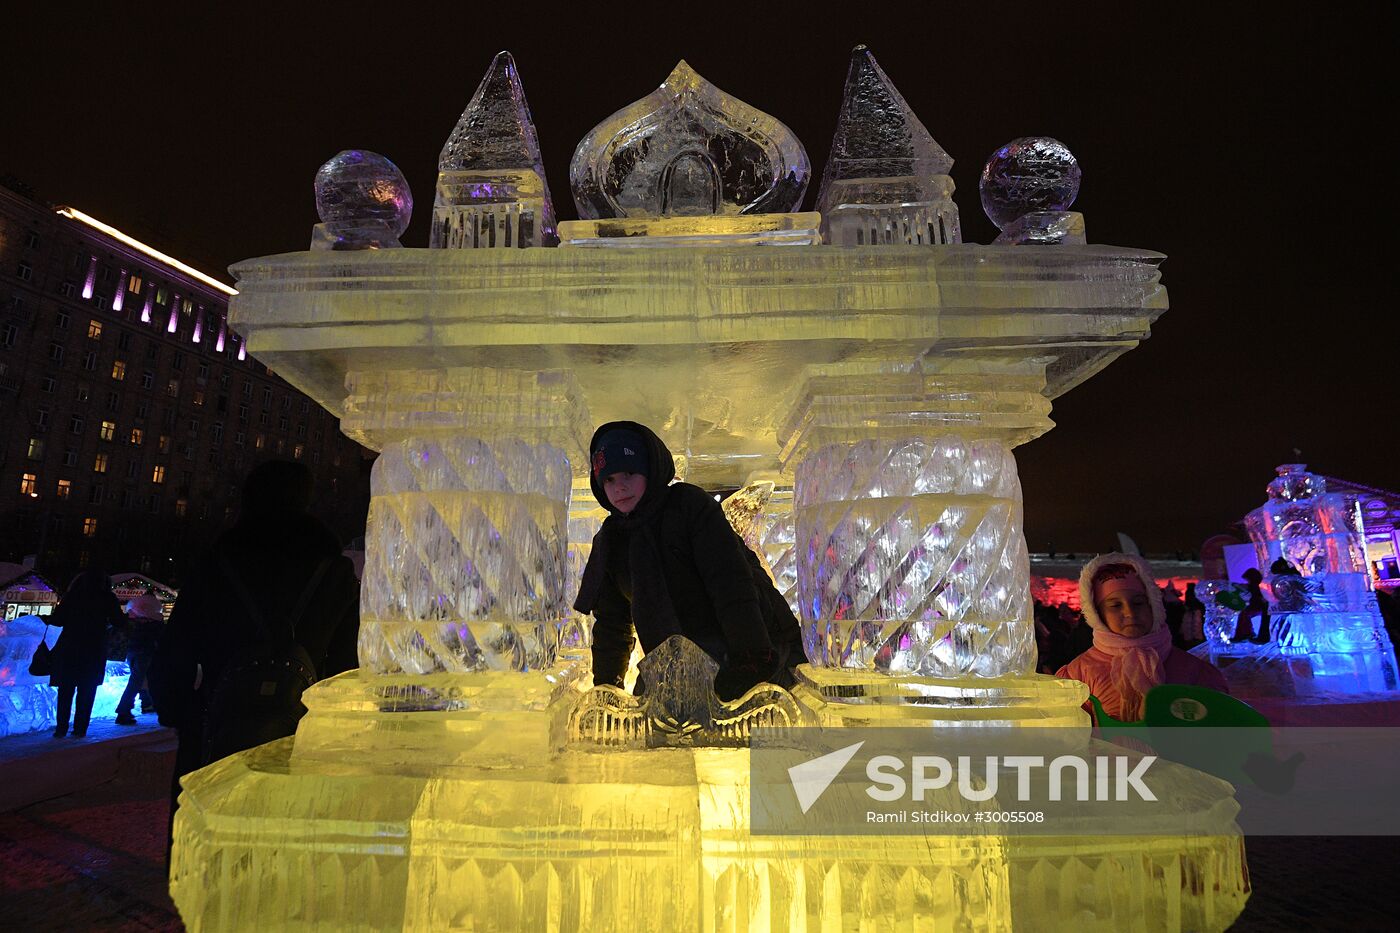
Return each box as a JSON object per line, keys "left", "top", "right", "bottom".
{"left": 150, "top": 509, "right": 360, "bottom": 734}
{"left": 573, "top": 421, "right": 804, "bottom": 690}
{"left": 49, "top": 571, "right": 125, "bottom": 689}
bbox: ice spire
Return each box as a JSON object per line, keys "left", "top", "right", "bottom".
{"left": 817, "top": 45, "right": 952, "bottom": 200}
{"left": 431, "top": 51, "right": 557, "bottom": 248}
{"left": 816, "top": 46, "right": 961, "bottom": 245}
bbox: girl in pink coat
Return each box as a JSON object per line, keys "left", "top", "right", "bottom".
{"left": 1056, "top": 553, "right": 1228, "bottom": 722}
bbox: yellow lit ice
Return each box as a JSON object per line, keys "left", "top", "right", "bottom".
{"left": 170, "top": 244, "right": 1247, "bottom": 930}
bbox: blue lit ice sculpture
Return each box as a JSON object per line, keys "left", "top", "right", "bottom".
{"left": 0, "top": 614, "right": 131, "bottom": 737}
{"left": 0, "top": 615, "right": 58, "bottom": 736}
{"left": 1198, "top": 464, "right": 1398, "bottom": 697}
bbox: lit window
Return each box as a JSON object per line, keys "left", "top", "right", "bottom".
{"left": 152, "top": 464, "right": 166, "bottom": 484}
{"left": 88, "top": 320, "right": 103, "bottom": 339}
{"left": 156, "top": 286, "right": 168, "bottom": 305}
{"left": 83, "top": 517, "right": 98, "bottom": 537}
{"left": 293, "top": 444, "right": 305, "bottom": 459}
{"left": 193, "top": 389, "right": 205, "bottom": 406}
{"left": 166, "top": 379, "right": 179, "bottom": 398}
{"left": 158, "top": 435, "right": 171, "bottom": 454}
{"left": 254, "top": 434, "right": 265, "bottom": 450}
{"left": 99, "top": 421, "right": 116, "bottom": 441}
{"left": 175, "top": 498, "right": 188, "bottom": 517}
{"left": 56, "top": 479, "right": 71, "bottom": 499}
{"left": 128, "top": 274, "right": 143, "bottom": 294}
{"left": 130, "top": 427, "right": 144, "bottom": 446}
{"left": 20, "top": 473, "right": 37, "bottom": 495}
{"left": 27, "top": 438, "right": 44, "bottom": 459}
{"left": 111, "top": 360, "right": 126, "bottom": 381}
{"left": 94, "top": 452, "right": 109, "bottom": 473}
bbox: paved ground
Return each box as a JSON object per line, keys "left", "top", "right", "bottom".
{"left": 0, "top": 723, "right": 181, "bottom": 931}
{"left": 0, "top": 726, "right": 1394, "bottom": 931}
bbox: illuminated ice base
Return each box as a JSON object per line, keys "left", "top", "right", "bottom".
{"left": 170, "top": 667, "right": 1248, "bottom": 931}
{"left": 0, "top": 659, "right": 131, "bottom": 738}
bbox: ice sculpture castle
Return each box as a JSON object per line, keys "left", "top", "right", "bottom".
{"left": 169, "top": 49, "right": 1250, "bottom": 931}
{"left": 1198, "top": 463, "right": 1398, "bottom": 696}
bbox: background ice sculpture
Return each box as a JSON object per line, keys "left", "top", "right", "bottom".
{"left": 980, "top": 136, "right": 1085, "bottom": 245}
{"left": 0, "top": 615, "right": 131, "bottom": 737}
{"left": 1197, "top": 463, "right": 1398, "bottom": 696}
{"left": 167, "top": 48, "right": 1249, "bottom": 932}
{"left": 815, "top": 46, "right": 961, "bottom": 245}
{"left": 312, "top": 150, "right": 412, "bottom": 250}
{"left": 431, "top": 51, "right": 556, "bottom": 249}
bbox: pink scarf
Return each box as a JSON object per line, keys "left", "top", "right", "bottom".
{"left": 1091, "top": 625, "right": 1173, "bottom": 721}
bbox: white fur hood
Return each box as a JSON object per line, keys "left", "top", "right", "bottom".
{"left": 1077, "top": 552, "right": 1166, "bottom": 634}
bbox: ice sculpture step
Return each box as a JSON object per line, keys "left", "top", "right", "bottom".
{"left": 173, "top": 734, "right": 1248, "bottom": 931}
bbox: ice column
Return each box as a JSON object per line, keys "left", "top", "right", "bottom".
{"left": 342, "top": 368, "right": 587, "bottom": 676}
{"left": 781, "top": 364, "right": 1054, "bottom": 682}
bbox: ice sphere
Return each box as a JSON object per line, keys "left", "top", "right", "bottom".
{"left": 979, "top": 137, "right": 1081, "bottom": 230}
{"left": 570, "top": 61, "right": 810, "bottom": 219}
{"left": 313, "top": 150, "right": 412, "bottom": 249}
{"left": 432, "top": 51, "right": 556, "bottom": 248}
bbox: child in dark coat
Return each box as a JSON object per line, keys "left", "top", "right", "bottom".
{"left": 573, "top": 422, "right": 807, "bottom": 700}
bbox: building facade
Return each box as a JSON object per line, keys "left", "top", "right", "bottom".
{"left": 0, "top": 179, "right": 371, "bottom": 587}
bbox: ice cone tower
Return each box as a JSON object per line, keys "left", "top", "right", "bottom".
{"left": 170, "top": 49, "right": 1249, "bottom": 931}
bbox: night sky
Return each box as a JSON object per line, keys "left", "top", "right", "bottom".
{"left": 3, "top": 6, "right": 1388, "bottom": 554}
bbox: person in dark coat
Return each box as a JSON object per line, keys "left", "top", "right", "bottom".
{"left": 49, "top": 567, "right": 125, "bottom": 738}
{"left": 150, "top": 459, "right": 360, "bottom": 857}
{"left": 573, "top": 422, "right": 807, "bottom": 700}
{"left": 115, "top": 593, "right": 164, "bottom": 724}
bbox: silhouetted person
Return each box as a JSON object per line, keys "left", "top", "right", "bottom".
{"left": 151, "top": 460, "right": 360, "bottom": 861}
{"left": 1234, "top": 567, "right": 1271, "bottom": 644}
{"left": 115, "top": 594, "right": 163, "bottom": 724}
{"left": 1182, "top": 583, "right": 1206, "bottom": 647}
{"left": 49, "top": 567, "right": 125, "bottom": 738}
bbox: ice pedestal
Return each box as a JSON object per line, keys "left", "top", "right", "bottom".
{"left": 171, "top": 245, "right": 1246, "bottom": 930}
